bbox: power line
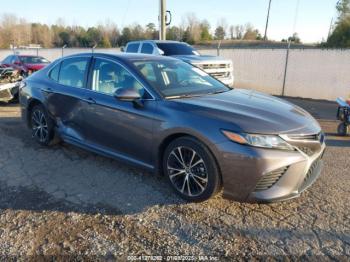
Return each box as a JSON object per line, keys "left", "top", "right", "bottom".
{"left": 264, "top": 0, "right": 272, "bottom": 41}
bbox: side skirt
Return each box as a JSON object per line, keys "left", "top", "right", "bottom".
{"left": 61, "top": 134, "right": 155, "bottom": 172}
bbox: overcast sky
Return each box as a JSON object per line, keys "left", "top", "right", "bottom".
{"left": 1, "top": 0, "right": 339, "bottom": 43}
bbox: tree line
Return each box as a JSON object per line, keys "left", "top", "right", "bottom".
{"left": 326, "top": 0, "right": 350, "bottom": 47}
{"left": 0, "top": 13, "right": 274, "bottom": 49}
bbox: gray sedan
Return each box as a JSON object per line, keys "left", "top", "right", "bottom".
{"left": 19, "top": 53, "right": 325, "bottom": 202}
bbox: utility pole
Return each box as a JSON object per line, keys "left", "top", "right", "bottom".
{"left": 159, "top": 0, "right": 166, "bottom": 40}
{"left": 264, "top": 0, "right": 272, "bottom": 41}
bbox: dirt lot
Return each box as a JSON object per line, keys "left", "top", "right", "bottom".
{"left": 0, "top": 99, "right": 349, "bottom": 260}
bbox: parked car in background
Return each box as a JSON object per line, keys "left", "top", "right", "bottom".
{"left": 20, "top": 53, "right": 325, "bottom": 203}
{"left": 0, "top": 65, "right": 22, "bottom": 102}
{"left": 124, "top": 40, "right": 234, "bottom": 86}
{"left": 0, "top": 55, "right": 50, "bottom": 77}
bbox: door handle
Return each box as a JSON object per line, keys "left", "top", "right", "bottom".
{"left": 41, "top": 87, "right": 53, "bottom": 93}
{"left": 82, "top": 97, "right": 96, "bottom": 104}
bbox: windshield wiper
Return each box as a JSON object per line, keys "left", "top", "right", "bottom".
{"left": 166, "top": 93, "right": 205, "bottom": 99}
{"left": 207, "top": 90, "right": 229, "bottom": 95}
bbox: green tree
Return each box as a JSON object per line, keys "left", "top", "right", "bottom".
{"left": 243, "top": 24, "right": 262, "bottom": 40}
{"left": 182, "top": 27, "right": 194, "bottom": 44}
{"left": 58, "top": 31, "right": 70, "bottom": 46}
{"left": 167, "top": 26, "right": 182, "bottom": 41}
{"left": 200, "top": 20, "right": 212, "bottom": 41}
{"left": 288, "top": 32, "right": 301, "bottom": 43}
{"left": 214, "top": 26, "right": 225, "bottom": 40}
{"left": 145, "top": 22, "right": 157, "bottom": 39}
{"left": 327, "top": 0, "right": 350, "bottom": 47}
{"left": 118, "top": 27, "right": 132, "bottom": 46}
{"left": 337, "top": 0, "right": 350, "bottom": 20}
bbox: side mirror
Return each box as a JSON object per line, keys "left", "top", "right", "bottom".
{"left": 158, "top": 48, "right": 164, "bottom": 55}
{"left": 120, "top": 46, "right": 125, "bottom": 52}
{"left": 14, "top": 61, "right": 21, "bottom": 65}
{"left": 114, "top": 88, "right": 141, "bottom": 102}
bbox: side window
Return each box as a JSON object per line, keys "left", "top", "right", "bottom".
{"left": 49, "top": 62, "right": 61, "bottom": 82}
{"left": 140, "top": 43, "right": 154, "bottom": 54}
{"left": 58, "top": 57, "right": 89, "bottom": 88}
{"left": 135, "top": 62, "right": 157, "bottom": 82}
{"left": 92, "top": 58, "right": 144, "bottom": 96}
{"left": 126, "top": 43, "right": 140, "bottom": 53}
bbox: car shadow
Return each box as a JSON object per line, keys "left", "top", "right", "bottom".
{"left": 325, "top": 132, "right": 350, "bottom": 147}
{"left": 281, "top": 96, "right": 338, "bottom": 121}
{"left": 0, "top": 115, "right": 185, "bottom": 216}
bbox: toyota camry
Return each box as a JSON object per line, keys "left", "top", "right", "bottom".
{"left": 19, "top": 53, "right": 326, "bottom": 202}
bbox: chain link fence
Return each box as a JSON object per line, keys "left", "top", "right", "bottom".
{"left": 0, "top": 47, "right": 349, "bottom": 101}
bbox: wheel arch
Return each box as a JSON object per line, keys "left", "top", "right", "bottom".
{"left": 156, "top": 132, "right": 223, "bottom": 186}
{"left": 26, "top": 98, "right": 43, "bottom": 127}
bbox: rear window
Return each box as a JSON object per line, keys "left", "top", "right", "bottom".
{"left": 2, "top": 55, "right": 12, "bottom": 64}
{"left": 156, "top": 43, "right": 200, "bottom": 56}
{"left": 126, "top": 43, "right": 140, "bottom": 53}
{"left": 49, "top": 63, "right": 60, "bottom": 82}
{"left": 19, "top": 56, "right": 49, "bottom": 64}
{"left": 140, "top": 43, "right": 154, "bottom": 54}
{"left": 58, "top": 57, "right": 89, "bottom": 88}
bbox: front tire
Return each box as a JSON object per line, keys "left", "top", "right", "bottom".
{"left": 337, "top": 123, "right": 349, "bottom": 136}
{"left": 30, "top": 104, "right": 56, "bottom": 146}
{"left": 163, "top": 137, "right": 221, "bottom": 202}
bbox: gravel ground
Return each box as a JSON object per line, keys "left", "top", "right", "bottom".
{"left": 0, "top": 100, "right": 349, "bottom": 260}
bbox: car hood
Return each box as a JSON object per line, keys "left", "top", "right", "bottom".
{"left": 25, "top": 63, "right": 48, "bottom": 70}
{"left": 174, "top": 89, "right": 321, "bottom": 135}
{"left": 170, "top": 55, "right": 230, "bottom": 64}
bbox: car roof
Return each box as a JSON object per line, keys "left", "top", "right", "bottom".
{"left": 62, "top": 52, "right": 179, "bottom": 63}
{"left": 127, "top": 40, "right": 187, "bottom": 45}
{"left": 18, "top": 55, "right": 43, "bottom": 57}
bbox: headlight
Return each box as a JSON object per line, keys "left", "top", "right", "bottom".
{"left": 222, "top": 130, "right": 294, "bottom": 151}
{"left": 19, "top": 81, "right": 26, "bottom": 90}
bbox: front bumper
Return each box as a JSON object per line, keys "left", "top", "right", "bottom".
{"left": 214, "top": 137, "right": 326, "bottom": 202}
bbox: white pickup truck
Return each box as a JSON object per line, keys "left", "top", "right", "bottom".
{"left": 124, "top": 40, "right": 234, "bottom": 86}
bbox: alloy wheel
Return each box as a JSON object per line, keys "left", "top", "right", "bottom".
{"left": 167, "top": 146, "right": 208, "bottom": 197}
{"left": 31, "top": 109, "right": 48, "bottom": 143}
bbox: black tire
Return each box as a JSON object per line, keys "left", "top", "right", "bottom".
{"left": 30, "top": 104, "right": 58, "bottom": 146}
{"left": 337, "top": 123, "right": 349, "bottom": 136}
{"left": 163, "top": 136, "right": 221, "bottom": 202}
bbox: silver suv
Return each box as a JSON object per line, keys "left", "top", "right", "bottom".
{"left": 124, "top": 40, "right": 234, "bottom": 86}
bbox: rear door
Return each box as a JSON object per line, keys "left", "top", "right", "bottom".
{"left": 125, "top": 42, "right": 141, "bottom": 53}
{"left": 140, "top": 43, "right": 155, "bottom": 55}
{"left": 45, "top": 56, "right": 93, "bottom": 142}
{"left": 81, "top": 57, "right": 156, "bottom": 166}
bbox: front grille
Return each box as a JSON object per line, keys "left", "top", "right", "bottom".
{"left": 197, "top": 63, "right": 230, "bottom": 70}
{"left": 209, "top": 72, "right": 230, "bottom": 78}
{"left": 287, "top": 132, "right": 324, "bottom": 143}
{"left": 287, "top": 132, "right": 324, "bottom": 156}
{"left": 254, "top": 166, "right": 289, "bottom": 192}
{"left": 298, "top": 146, "right": 314, "bottom": 156}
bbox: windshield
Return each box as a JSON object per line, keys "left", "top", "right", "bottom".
{"left": 156, "top": 43, "right": 200, "bottom": 56}
{"left": 19, "top": 56, "right": 49, "bottom": 64}
{"left": 133, "top": 60, "right": 230, "bottom": 98}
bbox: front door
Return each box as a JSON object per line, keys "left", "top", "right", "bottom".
{"left": 82, "top": 57, "right": 156, "bottom": 167}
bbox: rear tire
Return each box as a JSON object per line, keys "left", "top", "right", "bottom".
{"left": 337, "top": 123, "right": 349, "bottom": 136}
{"left": 30, "top": 104, "right": 58, "bottom": 146}
{"left": 163, "top": 137, "right": 221, "bottom": 202}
